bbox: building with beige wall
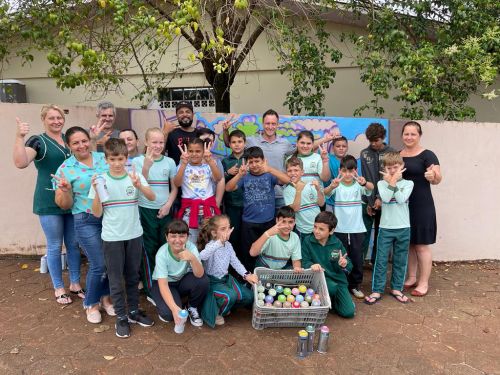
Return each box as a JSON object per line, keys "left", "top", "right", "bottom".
{"left": 1, "top": 17, "right": 498, "bottom": 122}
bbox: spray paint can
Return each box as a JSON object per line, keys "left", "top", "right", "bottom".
{"left": 296, "top": 330, "right": 309, "bottom": 358}
{"left": 95, "top": 175, "right": 110, "bottom": 202}
{"left": 40, "top": 255, "right": 48, "bottom": 274}
{"left": 317, "top": 326, "right": 330, "bottom": 354}
{"left": 306, "top": 325, "right": 316, "bottom": 353}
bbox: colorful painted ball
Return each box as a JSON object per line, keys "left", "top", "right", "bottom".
{"left": 283, "top": 287, "right": 292, "bottom": 296}
{"left": 298, "top": 285, "right": 307, "bottom": 294}
{"left": 277, "top": 294, "right": 286, "bottom": 303}
{"left": 256, "top": 300, "right": 264, "bottom": 307}
{"left": 275, "top": 285, "right": 284, "bottom": 294}
{"left": 257, "top": 292, "right": 266, "bottom": 301}
{"left": 265, "top": 302, "right": 273, "bottom": 307}
{"left": 305, "top": 295, "right": 313, "bottom": 303}
{"left": 273, "top": 301, "right": 283, "bottom": 308}
{"left": 306, "top": 288, "right": 315, "bottom": 296}
{"left": 313, "top": 294, "right": 321, "bottom": 300}
{"left": 292, "top": 301, "right": 301, "bottom": 308}
{"left": 257, "top": 285, "right": 265, "bottom": 293}
{"left": 265, "top": 282, "right": 272, "bottom": 289}
{"left": 264, "top": 295, "right": 274, "bottom": 304}
{"left": 292, "top": 288, "right": 300, "bottom": 296}
{"left": 283, "top": 301, "right": 292, "bottom": 308}
{"left": 286, "top": 295, "right": 295, "bottom": 303}
{"left": 311, "top": 299, "right": 321, "bottom": 307}
{"left": 300, "top": 301, "right": 310, "bottom": 308}
{"left": 268, "top": 288, "right": 277, "bottom": 297}
{"left": 295, "top": 294, "right": 304, "bottom": 303}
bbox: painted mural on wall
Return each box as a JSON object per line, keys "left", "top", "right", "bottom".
{"left": 141, "top": 110, "right": 389, "bottom": 158}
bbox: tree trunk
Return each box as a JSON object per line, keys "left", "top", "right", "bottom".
{"left": 212, "top": 73, "right": 231, "bottom": 113}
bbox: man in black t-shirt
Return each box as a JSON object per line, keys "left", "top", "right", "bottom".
{"left": 162, "top": 101, "right": 197, "bottom": 164}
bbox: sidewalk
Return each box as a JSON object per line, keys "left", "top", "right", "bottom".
{"left": 0, "top": 258, "right": 498, "bottom": 374}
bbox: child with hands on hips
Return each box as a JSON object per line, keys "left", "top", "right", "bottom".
{"left": 249, "top": 206, "right": 303, "bottom": 271}
{"left": 198, "top": 215, "right": 258, "bottom": 327}
{"left": 174, "top": 138, "right": 222, "bottom": 244}
{"left": 150, "top": 219, "right": 209, "bottom": 328}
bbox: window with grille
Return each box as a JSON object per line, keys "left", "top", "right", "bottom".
{"left": 157, "top": 87, "right": 216, "bottom": 112}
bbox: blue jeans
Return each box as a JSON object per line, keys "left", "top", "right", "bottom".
{"left": 39, "top": 214, "right": 81, "bottom": 289}
{"left": 74, "top": 213, "right": 110, "bottom": 308}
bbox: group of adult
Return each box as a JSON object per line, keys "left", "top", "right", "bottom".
{"left": 13, "top": 101, "right": 441, "bottom": 322}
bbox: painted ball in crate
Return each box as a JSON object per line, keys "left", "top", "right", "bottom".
{"left": 275, "top": 285, "right": 284, "bottom": 294}
{"left": 257, "top": 292, "right": 266, "bottom": 301}
{"left": 295, "top": 294, "right": 304, "bottom": 303}
{"left": 283, "top": 287, "right": 292, "bottom": 296}
{"left": 277, "top": 294, "right": 286, "bottom": 303}
{"left": 286, "top": 295, "right": 295, "bottom": 303}
{"left": 265, "top": 302, "right": 273, "bottom": 307}
{"left": 273, "top": 301, "right": 282, "bottom": 308}
{"left": 306, "top": 288, "right": 315, "bottom": 296}
{"left": 264, "top": 282, "right": 272, "bottom": 289}
{"left": 268, "top": 288, "right": 277, "bottom": 297}
{"left": 313, "top": 294, "right": 321, "bottom": 300}
{"left": 298, "top": 285, "right": 307, "bottom": 294}
{"left": 311, "top": 299, "right": 321, "bottom": 307}
{"left": 304, "top": 295, "right": 313, "bottom": 303}
{"left": 283, "top": 301, "right": 292, "bottom": 308}
{"left": 300, "top": 301, "right": 310, "bottom": 308}
{"left": 256, "top": 300, "right": 264, "bottom": 307}
{"left": 264, "top": 295, "right": 274, "bottom": 304}
{"left": 292, "top": 301, "right": 301, "bottom": 308}
{"left": 256, "top": 285, "right": 265, "bottom": 293}
{"left": 291, "top": 288, "right": 300, "bottom": 296}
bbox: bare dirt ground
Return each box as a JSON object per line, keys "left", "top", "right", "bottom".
{"left": 0, "top": 258, "right": 498, "bottom": 375}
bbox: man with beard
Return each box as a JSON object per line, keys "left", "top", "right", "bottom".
{"left": 162, "top": 101, "right": 197, "bottom": 164}
{"left": 92, "top": 101, "right": 121, "bottom": 152}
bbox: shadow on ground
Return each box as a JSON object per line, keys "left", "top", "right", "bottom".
{"left": 0, "top": 259, "right": 499, "bottom": 374}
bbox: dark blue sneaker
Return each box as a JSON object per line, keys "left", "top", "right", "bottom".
{"left": 128, "top": 309, "right": 154, "bottom": 327}
{"left": 115, "top": 317, "right": 130, "bottom": 338}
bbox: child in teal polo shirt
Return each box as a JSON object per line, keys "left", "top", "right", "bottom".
{"left": 365, "top": 152, "right": 414, "bottom": 305}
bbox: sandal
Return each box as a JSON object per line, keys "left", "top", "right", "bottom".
{"left": 70, "top": 288, "right": 86, "bottom": 299}
{"left": 390, "top": 291, "right": 409, "bottom": 304}
{"left": 55, "top": 293, "right": 73, "bottom": 305}
{"left": 364, "top": 294, "right": 382, "bottom": 305}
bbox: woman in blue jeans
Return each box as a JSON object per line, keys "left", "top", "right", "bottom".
{"left": 13, "top": 105, "right": 83, "bottom": 305}
{"left": 54, "top": 126, "right": 114, "bottom": 323}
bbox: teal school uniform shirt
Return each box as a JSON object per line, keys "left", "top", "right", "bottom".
{"left": 133, "top": 155, "right": 176, "bottom": 209}
{"left": 283, "top": 182, "right": 322, "bottom": 234}
{"left": 152, "top": 241, "right": 200, "bottom": 282}
{"left": 259, "top": 231, "right": 301, "bottom": 269}
{"left": 378, "top": 179, "right": 414, "bottom": 229}
{"left": 332, "top": 181, "right": 371, "bottom": 233}
{"left": 88, "top": 171, "right": 149, "bottom": 241}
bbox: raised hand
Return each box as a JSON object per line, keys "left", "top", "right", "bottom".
{"left": 222, "top": 115, "right": 238, "bottom": 131}
{"left": 329, "top": 171, "right": 344, "bottom": 189}
{"left": 177, "top": 249, "right": 195, "bottom": 262}
{"left": 178, "top": 144, "right": 190, "bottom": 165}
{"left": 128, "top": 166, "right": 141, "bottom": 188}
{"left": 338, "top": 250, "right": 348, "bottom": 268}
{"left": 394, "top": 166, "right": 406, "bottom": 182}
{"left": 203, "top": 141, "right": 213, "bottom": 163}
{"left": 237, "top": 159, "right": 247, "bottom": 177}
{"left": 319, "top": 144, "right": 329, "bottom": 162}
{"left": 353, "top": 171, "right": 366, "bottom": 186}
{"left": 310, "top": 180, "right": 321, "bottom": 192}
{"left": 379, "top": 170, "right": 391, "bottom": 183}
{"left": 16, "top": 117, "right": 30, "bottom": 138}
{"left": 162, "top": 119, "right": 180, "bottom": 136}
{"left": 218, "top": 227, "right": 234, "bottom": 243}
{"left": 226, "top": 164, "right": 239, "bottom": 176}
{"left": 267, "top": 218, "right": 288, "bottom": 237}
{"left": 144, "top": 146, "right": 155, "bottom": 168}
{"left": 51, "top": 171, "right": 71, "bottom": 193}
{"left": 89, "top": 118, "right": 107, "bottom": 140}
{"left": 424, "top": 164, "right": 436, "bottom": 182}
{"left": 293, "top": 180, "right": 306, "bottom": 191}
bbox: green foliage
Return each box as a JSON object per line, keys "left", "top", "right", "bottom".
{"left": 270, "top": 19, "right": 342, "bottom": 116}
{"left": 346, "top": 0, "right": 500, "bottom": 120}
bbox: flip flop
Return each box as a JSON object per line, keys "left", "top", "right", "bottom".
{"left": 55, "top": 293, "right": 73, "bottom": 305}
{"left": 390, "top": 292, "right": 409, "bottom": 304}
{"left": 364, "top": 294, "right": 382, "bottom": 305}
{"left": 70, "top": 288, "right": 86, "bottom": 299}
{"left": 411, "top": 289, "right": 428, "bottom": 297}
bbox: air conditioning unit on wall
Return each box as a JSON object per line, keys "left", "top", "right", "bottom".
{"left": 0, "top": 80, "right": 27, "bottom": 103}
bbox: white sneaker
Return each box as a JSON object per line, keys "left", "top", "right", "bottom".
{"left": 101, "top": 303, "right": 116, "bottom": 317}
{"left": 351, "top": 288, "right": 365, "bottom": 299}
{"left": 158, "top": 314, "right": 170, "bottom": 323}
{"left": 187, "top": 306, "right": 203, "bottom": 327}
{"left": 146, "top": 296, "right": 157, "bottom": 307}
{"left": 215, "top": 315, "right": 225, "bottom": 326}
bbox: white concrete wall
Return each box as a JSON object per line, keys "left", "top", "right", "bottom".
{"left": 1, "top": 103, "right": 499, "bottom": 260}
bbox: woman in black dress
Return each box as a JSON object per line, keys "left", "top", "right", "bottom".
{"left": 400, "top": 121, "right": 442, "bottom": 297}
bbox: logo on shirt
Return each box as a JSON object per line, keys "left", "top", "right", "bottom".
{"left": 162, "top": 169, "right": 168, "bottom": 177}
{"left": 126, "top": 186, "right": 135, "bottom": 196}
{"left": 310, "top": 161, "right": 317, "bottom": 169}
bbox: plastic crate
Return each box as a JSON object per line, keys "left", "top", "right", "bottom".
{"left": 252, "top": 267, "right": 332, "bottom": 330}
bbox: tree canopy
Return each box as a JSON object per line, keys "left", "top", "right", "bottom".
{"left": 0, "top": 0, "right": 498, "bottom": 119}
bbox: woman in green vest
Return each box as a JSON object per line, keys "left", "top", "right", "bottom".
{"left": 13, "top": 105, "right": 83, "bottom": 305}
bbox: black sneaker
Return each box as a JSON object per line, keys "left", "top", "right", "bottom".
{"left": 128, "top": 309, "right": 154, "bottom": 327}
{"left": 187, "top": 306, "right": 203, "bottom": 327}
{"left": 115, "top": 317, "right": 131, "bottom": 338}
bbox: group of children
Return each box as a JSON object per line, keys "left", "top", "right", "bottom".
{"left": 88, "top": 122, "right": 413, "bottom": 338}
